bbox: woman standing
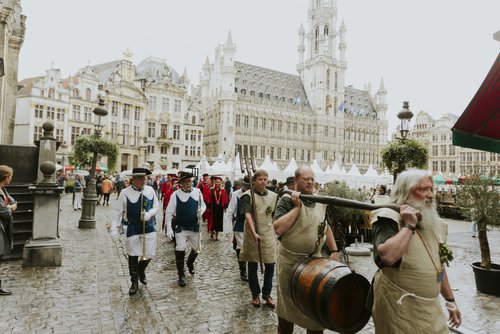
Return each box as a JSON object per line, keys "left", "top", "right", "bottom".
{"left": 209, "top": 176, "right": 228, "bottom": 241}
{"left": 0, "top": 165, "right": 17, "bottom": 295}
{"left": 73, "top": 175, "right": 85, "bottom": 210}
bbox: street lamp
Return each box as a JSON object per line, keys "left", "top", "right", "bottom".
{"left": 78, "top": 96, "right": 108, "bottom": 229}
{"left": 395, "top": 101, "right": 414, "bottom": 140}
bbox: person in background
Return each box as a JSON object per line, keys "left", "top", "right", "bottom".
{"left": 73, "top": 175, "right": 85, "bottom": 210}
{"left": 225, "top": 177, "right": 250, "bottom": 281}
{"left": 0, "top": 165, "right": 17, "bottom": 295}
{"left": 101, "top": 175, "right": 114, "bottom": 205}
{"left": 209, "top": 176, "right": 229, "bottom": 241}
{"left": 224, "top": 176, "right": 232, "bottom": 199}
{"left": 197, "top": 173, "right": 212, "bottom": 227}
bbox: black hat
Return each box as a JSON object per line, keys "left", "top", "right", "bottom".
{"left": 286, "top": 176, "right": 295, "bottom": 185}
{"left": 179, "top": 171, "right": 193, "bottom": 182}
{"left": 129, "top": 168, "right": 152, "bottom": 177}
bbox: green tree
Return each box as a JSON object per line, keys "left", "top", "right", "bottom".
{"left": 381, "top": 139, "right": 428, "bottom": 181}
{"left": 456, "top": 175, "right": 500, "bottom": 269}
{"left": 69, "top": 136, "right": 118, "bottom": 172}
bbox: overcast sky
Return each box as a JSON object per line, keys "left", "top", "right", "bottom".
{"left": 18, "top": 0, "right": 499, "bottom": 136}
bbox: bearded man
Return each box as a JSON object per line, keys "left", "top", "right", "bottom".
{"left": 370, "top": 169, "right": 461, "bottom": 333}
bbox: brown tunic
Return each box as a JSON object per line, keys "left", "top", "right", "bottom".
{"left": 239, "top": 190, "right": 278, "bottom": 263}
{"left": 276, "top": 194, "right": 327, "bottom": 331}
{"left": 371, "top": 208, "right": 449, "bottom": 334}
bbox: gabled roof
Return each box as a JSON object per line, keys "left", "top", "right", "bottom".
{"left": 234, "top": 61, "right": 311, "bottom": 111}
{"left": 344, "top": 86, "right": 377, "bottom": 119}
{"left": 17, "top": 77, "right": 43, "bottom": 96}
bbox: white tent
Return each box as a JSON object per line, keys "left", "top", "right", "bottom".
{"left": 282, "top": 157, "right": 298, "bottom": 174}
{"left": 363, "top": 165, "right": 379, "bottom": 177}
{"left": 347, "top": 164, "right": 362, "bottom": 176}
{"left": 310, "top": 159, "right": 327, "bottom": 183}
{"left": 151, "top": 168, "right": 169, "bottom": 176}
{"left": 258, "top": 155, "right": 281, "bottom": 180}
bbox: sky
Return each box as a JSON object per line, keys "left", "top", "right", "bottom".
{"left": 18, "top": 0, "right": 500, "bottom": 137}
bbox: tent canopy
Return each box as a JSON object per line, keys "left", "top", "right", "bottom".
{"left": 452, "top": 52, "right": 500, "bottom": 153}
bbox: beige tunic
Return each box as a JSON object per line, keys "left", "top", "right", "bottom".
{"left": 240, "top": 190, "right": 278, "bottom": 263}
{"left": 276, "top": 195, "right": 327, "bottom": 331}
{"left": 371, "top": 208, "right": 449, "bottom": 334}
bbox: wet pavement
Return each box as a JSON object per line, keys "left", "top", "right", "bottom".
{"left": 0, "top": 193, "right": 498, "bottom": 333}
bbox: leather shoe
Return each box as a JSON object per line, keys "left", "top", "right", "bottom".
{"left": 187, "top": 263, "right": 195, "bottom": 275}
{"left": 251, "top": 296, "right": 261, "bottom": 307}
{"left": 240, "top": 272, "right": 248, "bottom": 282}
{"left": 139, "top": 273, "right": 147, "bottom": 285}
{"left": 0, "top": 287, "right": 12, "bottom": 295}
{"left": 129, "top": 282, "right": 139, "bottom": 296}
{"left": 263, "top": 296, "right": 275, "bottom": 308}
{"left": 178, "top": 275, "right": 186, "bottom": 287}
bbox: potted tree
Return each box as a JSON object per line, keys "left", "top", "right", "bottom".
{"left": 456, "top": 174, "right": 500, "bottom": 296}
{"left": 322, "top": 181, "right": 366, "bottom": 248}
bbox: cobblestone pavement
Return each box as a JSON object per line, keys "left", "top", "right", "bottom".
{"left": 0, "top": 194, "right": 498, "bottom": 333}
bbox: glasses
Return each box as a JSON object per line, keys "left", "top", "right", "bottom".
{"left": 300, "top": 177, "right": 315, "bottom": 183}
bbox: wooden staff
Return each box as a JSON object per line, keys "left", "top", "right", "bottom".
{"left": 283, "top": 190, "right": 422, "bottom": 221}
{"left": 239, "top": 146, "right": 264, "bottom": 274}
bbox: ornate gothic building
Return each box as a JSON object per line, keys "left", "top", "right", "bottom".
{"left": 198, "top": 0, "right": 388, "bottom": 171}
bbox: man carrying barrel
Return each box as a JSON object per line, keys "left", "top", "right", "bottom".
{"left": 370, "top": 169, "right": 461, "bottom": 333}
{"left": 273, "top": 166, "right": 339, "bottom": 334}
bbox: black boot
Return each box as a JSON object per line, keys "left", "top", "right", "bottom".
{"left": 128, "top": 256, "right": 139, "bottom": 295}
{"left": 175, "top": 251, "right": 186, "bottom": 287}
{"left": 236, "top": 249, "right": 248, "bottom": 282}
{"left": 0, "top": 280, "right": 11, "bottom": 296}
{"left": 186, "top": 250, "right": 198, "bottom": 275}
{"left": 138, "top": 259, "right": 151, "bottom": 285}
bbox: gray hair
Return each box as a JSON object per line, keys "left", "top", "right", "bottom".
{"left": 390, "top": 169, "right": 433, "bottom": 205}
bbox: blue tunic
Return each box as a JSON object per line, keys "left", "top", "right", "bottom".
{"left": 175, "top": 194, "right": 200, "bottom": 232}
{"left": 126, "top": 194, "right": 156, "bottom": 237}
{"left": 233, "top": 196, "right": 245, "bottom": 232}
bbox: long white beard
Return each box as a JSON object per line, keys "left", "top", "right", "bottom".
{"left": 406, "top": 199, "right": 441, "bottom": 231}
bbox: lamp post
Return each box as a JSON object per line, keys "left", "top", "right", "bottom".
{"left": 78, "top": 97, "right": 108, "bottom": 228}
{"left": 395, "top": 101, "right": 414, "bottom": 140}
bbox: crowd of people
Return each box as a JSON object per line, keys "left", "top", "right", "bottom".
{"left": 27, "top": 165, "right": 462, "bottom": 333}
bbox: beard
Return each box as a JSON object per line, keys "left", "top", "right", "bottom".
{"left": 406, "top": 198, "right": 441, "bottom": 231}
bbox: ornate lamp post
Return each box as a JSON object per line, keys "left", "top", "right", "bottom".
{"left": 78, "top": 97, "right": 108, "bottom": 228}
{"left": 395, "top": 101, "right": 414, "bottom": 140}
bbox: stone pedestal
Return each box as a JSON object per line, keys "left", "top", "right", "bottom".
{"left": 22, "top": 160, "right": 64, "bottom": 267}
{"left": 23, "top": 238, "right": 62, "bottom": 267}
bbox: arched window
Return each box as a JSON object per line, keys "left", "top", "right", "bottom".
{"left": 85, "top": 88, "right": 91, "bottom": 101}
{"left": 73, "top": 89, "right": 79, "bottom": 98}
{"left": 324, "top": 25, "right": 329, "bottom": 36}
{"left": 48, "top": 88, "right": 55, "bottom": 99}
{"left": 326, "top": 69, "right": 330, "bottom": 89}
{"left": 315, "top": 26, "right": 320, "bottom": 53}
{"left": 191, "top": 116, "right": 196, "bottom": 124}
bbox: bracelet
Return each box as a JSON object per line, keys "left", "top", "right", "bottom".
{"left": 328, "top": 249, "right": 339, "bottom": 255}
{"left": 402, "top": 224, "right": 416, "bottom": 234}
{"left": 445, "top": 298, "right": 455, "bottom": 303}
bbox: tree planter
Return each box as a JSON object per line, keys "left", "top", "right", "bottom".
{"left": 471, "top": 262, "right": 500, "bottom": 296}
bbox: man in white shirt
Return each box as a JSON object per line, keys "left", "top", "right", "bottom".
{"left": 165, "top": 172, "right": 206, "bottom": 287}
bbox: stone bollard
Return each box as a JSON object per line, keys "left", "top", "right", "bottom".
{"left": 23, "top": 161, "right": 64, "bottom": 267}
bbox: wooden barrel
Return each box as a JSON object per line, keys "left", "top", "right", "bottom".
{"left": 290, "top": 257, "right": 371, "bottom": 334}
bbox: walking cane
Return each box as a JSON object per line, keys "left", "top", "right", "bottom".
{"left": 239, "top": 146, "right": 264, "bottom": 274}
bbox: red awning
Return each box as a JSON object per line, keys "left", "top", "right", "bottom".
{"left": 452, "top": 52, "right": 500, "bottom": 153}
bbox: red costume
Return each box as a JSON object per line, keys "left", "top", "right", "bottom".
{"left": 197, "top": 179, "right": 212, "bottom": 229}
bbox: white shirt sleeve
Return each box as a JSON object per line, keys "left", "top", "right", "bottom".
{"left": 165, "top": 191, "right": 177, "bottom": 230}
{"left": 111, "top": 191, "right": 127, "bottom": 231}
